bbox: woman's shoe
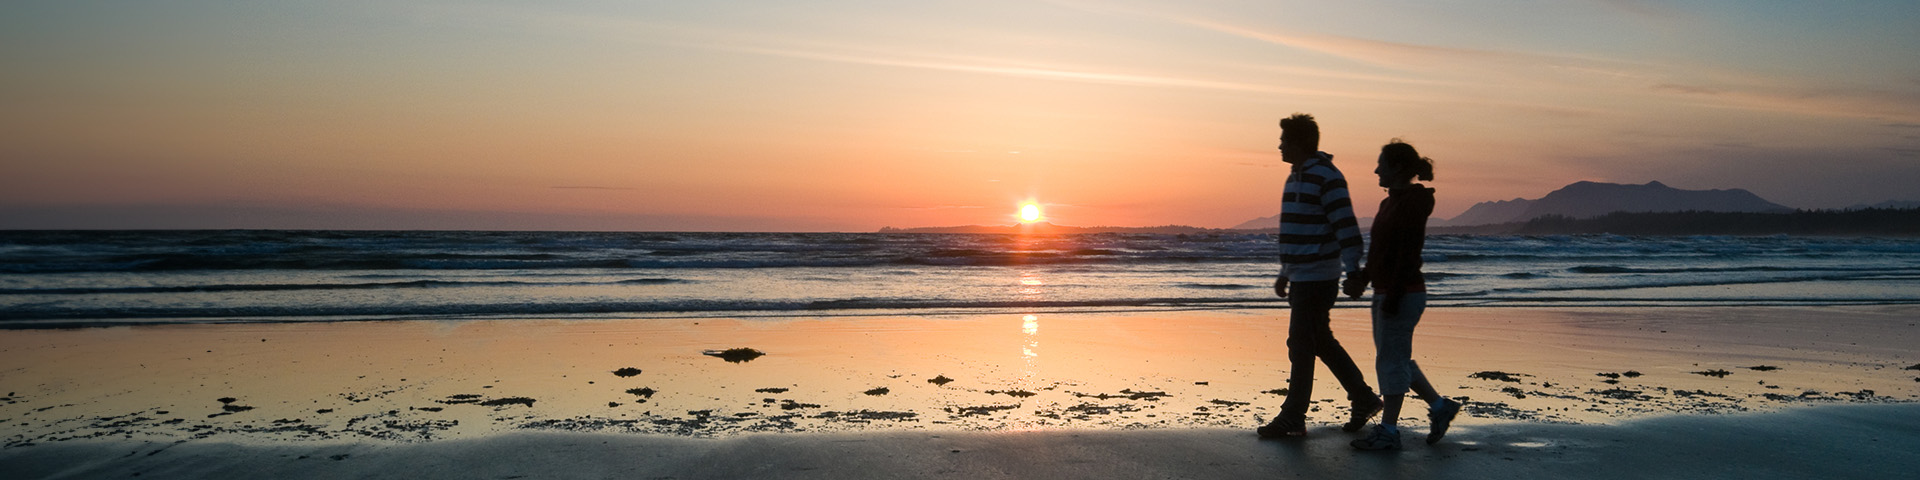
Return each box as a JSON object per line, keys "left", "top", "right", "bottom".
{"left": 1350, "top": 424, "right": 1400, "bottom": 450}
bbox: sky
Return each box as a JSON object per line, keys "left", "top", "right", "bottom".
{"left": 3, "top": 0, "right": 1918, "bottom": 231}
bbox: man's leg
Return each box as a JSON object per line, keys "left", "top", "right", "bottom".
{"left": 1277, "top": 280, "right": 1337, "bottom": 420}
{"left": 1297, "top": 281, "right": 1374, "bottom": 402}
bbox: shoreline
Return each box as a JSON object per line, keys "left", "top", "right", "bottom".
{"left": 4, "top": 403, "right": 1916, "bottom": 479}
{"left": 8, "top": 300, "right": 1920, "bottom": 331}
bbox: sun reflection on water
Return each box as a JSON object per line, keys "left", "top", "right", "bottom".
{"left": 1017, "top": 271, "right": 1045, "bottom": 296}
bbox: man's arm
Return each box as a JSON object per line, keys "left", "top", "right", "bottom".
{"left": 1320, "top": 173, "right": 1365, "bottom": 276}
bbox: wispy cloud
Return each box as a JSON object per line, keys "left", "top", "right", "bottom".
{"left": 690, "top": 40, "right": 1424, "bottom": 103}
{"left": 898, "top": 204, "right": 985, "bottom": 210}
{"left": 1161, "top": 12, "right": 1920, "bottom": 123}
{"left": 551, "top": 185, "right": 634, "bottom": 190}
{"left": 461, "top": 5, "right": 1424, "bottom": 104}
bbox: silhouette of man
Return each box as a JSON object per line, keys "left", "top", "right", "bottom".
{"left": 1259, "top": 113, "right": 1382, "bottom": 438}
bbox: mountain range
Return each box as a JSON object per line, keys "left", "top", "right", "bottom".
{"left": 1436, "top": 181, "right": 1792, "bottom": 227}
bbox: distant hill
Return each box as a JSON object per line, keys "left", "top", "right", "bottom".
{"left": 1439, "top": 181, "right": 1791, "bottom": 226}
{"left": 1231, "top": 213, "right": 1369, "bottom": 232}
{"left": 878, "top": 222, "right": 1241, "bottom": 234}
{"left": 1229, "top": 214, "right": 1277, "bottom": 231}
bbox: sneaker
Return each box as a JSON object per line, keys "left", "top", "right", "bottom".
{"left": 1257, "top": 416, "right": 1306, "bottom": 438}
{"left": 1427, "top": 398, "right": 1462, "bottom": 445}
{"left": 1350, "top": 424, "right": 1400, "bottom": 451}
{"left": 1342, "top": 395, "right": 1383, "bottom": 432}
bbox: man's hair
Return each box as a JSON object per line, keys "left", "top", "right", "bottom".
{"left": 1381, "top": 139, "right": 1435, "bottom": 181}
{"left": 1279, "top": 113, "right": 1319, "bottom": 152}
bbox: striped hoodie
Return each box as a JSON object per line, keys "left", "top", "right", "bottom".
{"left": 1278, "top": 152, "right": 1364, "bottom": 282}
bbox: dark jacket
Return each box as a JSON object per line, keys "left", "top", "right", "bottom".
{"left": 1365, "top": 186, "right": 1435, "bottom": 295}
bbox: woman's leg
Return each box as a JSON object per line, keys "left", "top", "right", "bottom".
{"left": 1372, "top": 294, "right": 1417, "bottom": 413}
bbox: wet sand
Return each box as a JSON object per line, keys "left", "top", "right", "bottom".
{"left": 4, "top": 403, "right": 1917, "bottom": 479}
{"left": 2, "top": 306, "right": 1917, "bottom": 477}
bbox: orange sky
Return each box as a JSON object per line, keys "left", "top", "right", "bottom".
{"left": 3, "top": 1, "right": 1918, "bottom": 231}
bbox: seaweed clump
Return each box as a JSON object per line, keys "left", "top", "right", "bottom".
{"left": 479, "top": 397, "right": 536, "bottom": 407}
{"left": 703, "top": 348, "right": 766, "bottom": 363}
{"left": 1469, "top": 371, "right": 1526, "bottom": 383}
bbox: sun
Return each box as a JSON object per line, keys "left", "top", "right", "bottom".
{"left": 1019, "top": 203, "right": 1042, "bottom": 223}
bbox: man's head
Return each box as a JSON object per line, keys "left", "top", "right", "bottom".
{"left": 1278, "top": 113, "right": 1319, "bottom": 164}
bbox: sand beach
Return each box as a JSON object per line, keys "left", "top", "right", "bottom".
{"left": 3, "top": 305, "right": 1916, "bottom": 478}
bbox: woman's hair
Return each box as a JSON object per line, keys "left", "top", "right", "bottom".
{"left": 1380, "top": 139, "right": 1435, "bottom": 181}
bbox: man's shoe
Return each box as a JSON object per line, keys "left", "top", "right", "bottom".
{"left": 1427, "top": 398, "right": 1462, "bottom": 445}
{"left": 1257, "top": 416, "right": 1306, "bottom": 438}
{"left": 1342, "top": 395, "right": 1383, "bottom": 432}
{"left": 1350, "top": 424, "right": 1401, "bottom": 451}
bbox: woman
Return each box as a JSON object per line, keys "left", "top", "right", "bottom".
{"left": 1349, "top": 140, "right": 1462, "bottom": 451}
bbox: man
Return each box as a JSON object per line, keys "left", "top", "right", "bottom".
{"left": 1258, "top": 113, "right": 1382, "bottom": 438}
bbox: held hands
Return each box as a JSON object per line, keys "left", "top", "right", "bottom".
{"left": 1273, "top": 276, "right": 1289, "bottom": 299}
{"left": 1342, "top": 270, "right": 1368, "bottom": 299}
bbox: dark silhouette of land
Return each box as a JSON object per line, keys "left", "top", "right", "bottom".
{"left": 1438, "top": 181, "right": 1789, "bottom": 227}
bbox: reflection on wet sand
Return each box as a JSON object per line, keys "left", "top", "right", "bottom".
{"left": 0, "top": 307, "right": 1916, "bottom": 447}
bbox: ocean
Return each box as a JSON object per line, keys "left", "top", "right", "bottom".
{"left": 3, "top": 230, "right": 1918, "bottom": 327}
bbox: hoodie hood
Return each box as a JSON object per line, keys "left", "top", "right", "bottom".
{"left": 1288, "top": 151, "right": 1334, "bottom": 171}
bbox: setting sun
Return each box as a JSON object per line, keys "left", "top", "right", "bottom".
{"left": 1019, "top": 203, "right": 1042, "bottom": 223}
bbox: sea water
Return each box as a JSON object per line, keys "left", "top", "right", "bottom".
{"left": 2, "top": 230, "right": 1917, "bottom": 327}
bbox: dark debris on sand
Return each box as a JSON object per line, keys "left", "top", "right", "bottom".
{"left": 927, "top": 375, "right": 955, "bottom": 386}
{"left": 1469, "top": 371, "right": 1527, "bottom": 383}
{"left": 863, "top": 387, "right": 890, "bottom": 396}
{"left": 626, "top": 388, "right": 657, "bottom": 398}
{"left": 703, "top": 348, "right": 765, "bottom": 363}
{"left": 1072, "top": 389, "right": 1169, "bottom": 401}
{"left": 1904, "top": 363, "right": 1920, "bottom": 371}
{"left": 778, "top": 400, "right": 821, "bottom": 411}
{"left": 754, "top": 388, "right": 789, "bottom": 393}
{"left": 950, "top": 404, "right": 1019, "bottom": 417}
{"left": 438, "top": 394, "right": 484, "bottom": 405}
{"left": 477, "top": 397, "right": 536, "bottom": 408}
{"left": 814, "top": 410, "right": 918, "bottom": 422}
{"left": 986, "top": 390, "right": 1036, "bottom": 398}
{"left": 1261, "top": 388, "right": 1289, "bottom": 395}
{"left": 1746, "top": 365, "right": 1780, "bottom": 371}
{"left": 612, "top": 367, "right": 643, "bottom": 377}
{"left": 1692, "top": 369, "right": 1733, "bottom": 378}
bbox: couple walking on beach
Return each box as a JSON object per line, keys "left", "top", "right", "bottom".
{"left": 1258, "top": 113, "right": 1461, "bottom": 451}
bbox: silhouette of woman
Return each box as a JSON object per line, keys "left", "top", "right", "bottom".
{"left": 1349, "top": 140, "right": 1462, "bottom": 450}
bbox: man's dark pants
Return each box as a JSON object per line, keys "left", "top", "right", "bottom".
{"left": 1279, "top": 280, "right": 1375, "bottom": 420}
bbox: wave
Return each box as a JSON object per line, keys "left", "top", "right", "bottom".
{"left": 6, "top": 293, "right": 1916, "bottom": 328}
{"left": 1173, "top": 283, "right": 1260, "bottom": 290}
{"left": 0, "top": 297, "right": 1275, "bottom": 323}
{"left": 0, "top": 278, "right": 690, "bottom": 296}
{"left": 1564, "top": 265, "right": 1899, "bottom": 275}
